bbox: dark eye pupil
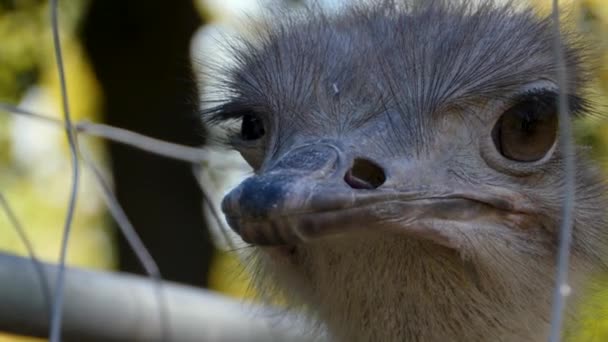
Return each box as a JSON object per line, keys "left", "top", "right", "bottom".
{"left": 241, "top": 113, "right": 265, "bottom": 141}
{"left": 492, "top": 100, "right": 558, "bottom": 162}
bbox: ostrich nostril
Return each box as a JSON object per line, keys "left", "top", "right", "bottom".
{"left": 344, "top": 158, "right": 386, "bottom": 190}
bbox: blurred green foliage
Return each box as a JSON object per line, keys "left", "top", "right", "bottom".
{"left": 0, "top": 0, "right": 87, "bottom": 102}
{"left": 0, "top": 0, "right": 109, "bottom": 342}
{"left": 0, "top": 2, "right": 110, "bottom": 340}
{"left": 0, "top": 0, "right": 109, "bottom": 263}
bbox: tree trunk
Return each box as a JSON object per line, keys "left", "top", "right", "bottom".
{"left": 80, "top": 0, "right": 214, "bottom": 287}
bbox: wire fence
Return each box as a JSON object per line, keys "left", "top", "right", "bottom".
{"left": 0, "top": 0, "right": 587, "bottom": 341}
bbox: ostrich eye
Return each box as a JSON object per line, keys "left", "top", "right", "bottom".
{"left": 241, "top": 113, "right": 265, "bottom": 141}
{"left": 492, "top": 92, "right": 558, "bottom": 162}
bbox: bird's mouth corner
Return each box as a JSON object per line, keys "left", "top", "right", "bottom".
{"left": 224, "top": 190, "right": 528, "bottom": 249}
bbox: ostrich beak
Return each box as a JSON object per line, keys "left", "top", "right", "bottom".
{"left": 222, "top": 142, "right": 529, "bottom": 248}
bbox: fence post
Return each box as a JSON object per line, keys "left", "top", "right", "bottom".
{"left": 0, "top": 252, "right": 309, "bottom": 341}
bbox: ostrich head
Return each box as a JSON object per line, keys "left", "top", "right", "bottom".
{"left": 204, "top": 1, "right": 608, "bottom": 341}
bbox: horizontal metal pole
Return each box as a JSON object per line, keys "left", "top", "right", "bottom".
{"left": 0, "top": 252, "right": 309, "bottom": 341}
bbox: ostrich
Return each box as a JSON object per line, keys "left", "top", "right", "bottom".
{"left": 203, "top": 1, "right": 608, "bottom": 341}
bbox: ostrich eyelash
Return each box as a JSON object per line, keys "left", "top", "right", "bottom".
{"left": 201, "top": 100, "right": 269, "bottom": 150}
{"left": 202, "top": 100, "right": 263, "bottom": 124}
{"left": 510, "top": 89, "right": 587, "bottom": 119}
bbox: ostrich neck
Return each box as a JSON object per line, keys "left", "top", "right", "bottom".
{"left": 264, "top": 235, "right": 559, "bottom": 342}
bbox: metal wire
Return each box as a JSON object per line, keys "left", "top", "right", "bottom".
{"left": 0, "top": 103, "right": 210, "bottom": 164}
{"left": 80, "top": 145, "right": 171, "bottom": 342}
{"left": 192, "top": 164, "right": 238, "bottom": 251}
{"left": 78, "top": 121, "right": 210, "bottom": 163}
{"left": 0, "top": 106, "right": 217, "bottom": 342}
{"left": 49, "top": 1, "right": 81, "bottom": 341}
{"left": 0, "top": 194, "right": 52, "bottom": 319}
{"left": 548, "top": 1, "right": 576, "bottom": 341}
